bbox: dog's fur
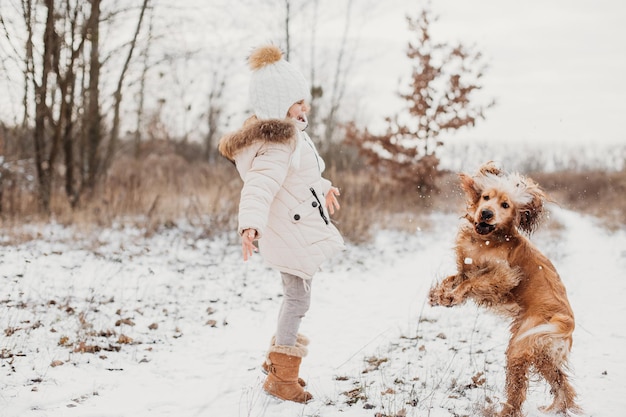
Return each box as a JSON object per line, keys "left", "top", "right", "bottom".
{"left": 429, "top": 162, "right": 580, "bottom": 417}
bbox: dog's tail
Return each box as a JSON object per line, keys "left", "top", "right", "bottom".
{"left": 516, "top": 314, "right": 574, "bottom": 342}
{"left": 515, "top": 314, "right": 574, "bottom": 347}
{"left": 514, "top": 314, "right": 575, "bottom": 361}
{"left": 515, "top": 322, "right": 559, "bottom": 341}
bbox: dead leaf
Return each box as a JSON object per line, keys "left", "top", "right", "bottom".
{"left": 468, "top": 371, "right": 486, "bottom": 388}
{"left": 115, "top": 318, "right": 135, "bottom": 327}
{"left": 74, "top": 341, "right": 101, "bottom": 353}
{"left": 362, "top": 356, "right": 388, "bottom": 373}
{"left": 4, "top": 327, "right": 21, "bottom": 336}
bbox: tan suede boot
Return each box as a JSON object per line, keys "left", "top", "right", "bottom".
{"left": 262, "top": 334, "right": 309, "bottom": 387}
{"left": 263, "top": 344, "right": 312, "bottom": 403}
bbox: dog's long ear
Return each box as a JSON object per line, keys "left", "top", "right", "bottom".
{"left": 459, "top": 173, "right": 481, "bottom": 203}
{"left": 518, "top": 177, "right": 548, "bottom": 234}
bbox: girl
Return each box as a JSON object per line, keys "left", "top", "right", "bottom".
{"left": 218, "top": 44, "right": 345, "bottom": 403}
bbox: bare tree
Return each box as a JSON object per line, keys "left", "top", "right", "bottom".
{"left": 255, "top": 0, "right": 356, "bottom": 156}
{"left": 283, "top": 0, "right": 291, "bottom": 60}
{"left": 0, "top": 127, "right": 7, "bottom": 214}
{"left": 345, "top": 7, "right": 494, "bottom": 193}
{"left": 320, "top": 0, "right": 354, "bottom": 151}
{"left": 306, "top": 0, "right": 322, "bottom": 133}
{"left": 204, "top": 63, "right": 229, "bottom": 162}
{"left": 27, "top": 1, "right": 93, "bottom": 210}
{"left": 31, "top": 0, "right": 58, "bottom": 211}
{"left": 105, "top": 0, "right": 150, "bottom": 170}
{"left": 83, "top": 0, "right": 101, "bottom": 190}
{"left": 57, "top": 1, "right": 89, "bottom": 207}
{"left": 0, "top": 0, "right": 36, "bottom": 156}
{"left": 133, "top": 0, "right": 155, "bottom": 158}
{"left": 0, "top": 0, "right": 156, "bottom": 211}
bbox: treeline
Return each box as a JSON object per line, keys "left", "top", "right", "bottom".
{"left": 1, "top": 0, "right": 153, "bottom": 211}
{"left": 0, "top": 0, "right": 369, "bottom": 215}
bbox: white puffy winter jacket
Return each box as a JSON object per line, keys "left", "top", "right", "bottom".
{"left": 218, "top": 116, "right": 345, "bottom": 280}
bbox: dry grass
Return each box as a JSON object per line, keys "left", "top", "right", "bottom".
{"left": 328, "top": 168, "right": 463, "bottom": 243}
{"left": 84, "top": 153, "right": 240, "bottom": 235}
{"left": 1, "top": 143, "right": 624, "bottom": 244}
{"left": 530, "top": 169, "right": 626, "bottom": 230}
{"left": 0, "top": 144, "right": 241, "bottom": 241}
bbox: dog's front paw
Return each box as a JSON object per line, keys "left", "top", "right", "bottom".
{"left": 429, "top": 285, "right": 457, "bottom": 307}
{"left": 429, "top": 275, "right": 464, "bottom": 307}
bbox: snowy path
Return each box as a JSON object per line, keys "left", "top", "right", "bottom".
{"left": 1, "top": 208, "right": 625, "bottom": 417}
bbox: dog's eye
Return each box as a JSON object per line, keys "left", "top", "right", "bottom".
{"left": 501, "top": 202, "right": 510, "bottom": 209}
{"left": 483, "top": 195, "right": 490, "bottom": 201}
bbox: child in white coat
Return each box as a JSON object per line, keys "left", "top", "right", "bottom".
{"left": 218, "top": 44, "right": 345, "bottom": 403}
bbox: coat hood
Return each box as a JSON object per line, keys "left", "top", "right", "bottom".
{"left": 218, "top": 116, "right": 297, "bottom": 161}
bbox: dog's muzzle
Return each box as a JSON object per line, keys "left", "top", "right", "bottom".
{"left": 476, "top": 222, "right": 496, "bottom": 235}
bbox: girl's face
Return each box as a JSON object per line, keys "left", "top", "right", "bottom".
{"left": 287, "top": 100, "right": 309, "bottom": 123}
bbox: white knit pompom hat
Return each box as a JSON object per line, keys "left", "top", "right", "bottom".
{"left": 248, "top": 45, "right": 310, "bottom": 120}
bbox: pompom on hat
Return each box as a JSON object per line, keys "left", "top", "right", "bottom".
{"left": 248, "top": 44, "right": 310, "bottom": 120}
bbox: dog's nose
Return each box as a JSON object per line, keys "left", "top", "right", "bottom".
{"left": 481, "top": 209, "right": 494, "bottom": 221}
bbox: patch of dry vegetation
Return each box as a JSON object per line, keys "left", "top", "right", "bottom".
{"left": 1, "top": 141, "right": 624, "bottom": 244}
{"left": 0, "top": 141, "right": 240, "bottom": 241}
{"left": 530, "top": 169, "right": 626, "bottom": 230}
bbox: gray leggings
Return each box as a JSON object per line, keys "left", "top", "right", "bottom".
{"left": 275, "top": 272, "right": 312, "bottom": 346}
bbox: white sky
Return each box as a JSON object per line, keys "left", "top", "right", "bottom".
{"left": 348, "top": 0, "right": 626, "bottom": 146}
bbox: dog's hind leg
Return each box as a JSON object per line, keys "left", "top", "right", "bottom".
{"left": 534, "top": 348, "right": 581, "bottom": 416}
{"left": 499, "top": 344, "right": 531, "bottom": 417}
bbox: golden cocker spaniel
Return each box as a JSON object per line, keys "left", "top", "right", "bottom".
{"left": 429, "top": 162, "right": 580, "bottom": 417}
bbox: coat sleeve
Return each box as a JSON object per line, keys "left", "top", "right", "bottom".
{"left": 237, "top": 142, "right": 293, "bottom": 238}
{"left": 320, "top": 177, "right": 332, "bottom": 195}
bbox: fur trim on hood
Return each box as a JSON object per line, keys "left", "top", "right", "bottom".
{"left": 218, "top": 116, "right": 297, "bottom": 161}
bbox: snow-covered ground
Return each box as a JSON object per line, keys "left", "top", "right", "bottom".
{"left": 1, "top": 206, "right": 625, "bottom": 417}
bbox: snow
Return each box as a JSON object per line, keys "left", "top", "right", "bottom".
{"left": 1, "top": 207, "right": 625, "bottom": 416}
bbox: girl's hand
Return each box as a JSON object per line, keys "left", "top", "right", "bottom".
{"left": 242, "top": 229, "right": 258, "bottom": 261}
{"left": 325, "top": 187, "right": 341, "bottom": 215}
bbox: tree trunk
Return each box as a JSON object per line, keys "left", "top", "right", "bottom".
{"left": 106, "top": 0, "right": 150, "bottom": 170}
{"left": 33, "top": 0, "right": 56, "bottom": 212}
{"left": 22, "top": 0, "right": 34, "bottom": 130}
{"left": 307, "top": 0, "right": 320, "bottom": 132}
{"left": 85, "top": 0, "right": 101, "bottom": 190}
{"left": 204, "top": 66, "right": 227, "bottom": 162}
{"left": 284, "top": 0, "right": 291, "bottom": 60}
{"left": 323, "top": 0, "right": 353, "bottom": 149}
{"left": 134, "top": 3, "right": 155, "bottom": 158}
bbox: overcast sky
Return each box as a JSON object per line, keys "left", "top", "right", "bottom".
{"left": 345, "top": 0, "right": 626, "bottom": 146}
{"left": 2, "top": 1, "right": 623, "bottom": 149}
